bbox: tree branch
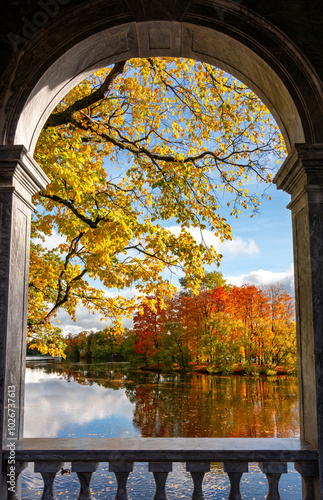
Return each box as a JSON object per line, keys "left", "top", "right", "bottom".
{"left": 44, "top": 61, "right": 127, "bottom": 128}
{"left": 39, "top": 192, "right": 106, "bottom": 228}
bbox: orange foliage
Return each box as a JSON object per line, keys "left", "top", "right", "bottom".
{"left": 133, "top": 282, "right": 296, "bottom": 370}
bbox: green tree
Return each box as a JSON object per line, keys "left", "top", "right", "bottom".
{"left": 160, "top": 322, "right": 192, "bottom": 372}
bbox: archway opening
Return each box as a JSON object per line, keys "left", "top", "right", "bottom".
{"left": 27, "top": 55, "right": 291, "bottom": 359}
{"left": 23, "top": 50, "right": 302, "bottom": 496}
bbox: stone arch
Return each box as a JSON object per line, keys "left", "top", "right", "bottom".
{"left": 6, "top": 21, "right": 305, "bottom": 153}
{"left": 1, "top": 4, "right": 323, "bottom": 155}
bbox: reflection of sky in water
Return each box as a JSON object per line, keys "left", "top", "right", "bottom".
{"left": 24, "top": 368, "right": 139, "bottom": 438}
{"left": 22, "top": 364, "right": 302, "bottom": 499}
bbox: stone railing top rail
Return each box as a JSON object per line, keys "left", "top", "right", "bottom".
{"left": 3, "top": 437, "right": 318, "bottom": 462}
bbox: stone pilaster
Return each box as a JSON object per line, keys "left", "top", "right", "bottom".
{"left": 0, "top": 146, "right": 49, "bottom": 499}
{"left": 274, "top": 143, "right": 323, "bottom": 499}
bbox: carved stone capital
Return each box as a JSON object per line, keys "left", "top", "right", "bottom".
{"left": 0, "top": 145, "right": 49, "bottom": 209}
{"left": 274, "top": 144, "right": 323, "bottom": 209}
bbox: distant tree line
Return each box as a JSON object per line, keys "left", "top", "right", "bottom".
{"left": 132, "top": 272, "right": 296, "bottom": 375}
{"left": 30, "top": 272, "right": 297, "bottom": 376}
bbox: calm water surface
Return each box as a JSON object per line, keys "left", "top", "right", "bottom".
{"left": 22, "top": 360, "right": 301, "bottom": 499}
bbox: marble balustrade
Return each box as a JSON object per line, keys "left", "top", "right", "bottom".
{"left": 3, "top": 437, "right": 318, "bottom": 499}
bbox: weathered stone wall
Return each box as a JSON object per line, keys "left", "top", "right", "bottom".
{"left": 0, "top": 0, "right": 323, "bottom": 150}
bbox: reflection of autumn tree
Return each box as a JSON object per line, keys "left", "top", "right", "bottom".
{"left": 26, "top": 360, "right": 299, "bottom": 437}
{"left": 28, "top": 360, "right": 132, "bottom": 389}
{"left": 131, "top": 373, "right": 299, "bottom": 438}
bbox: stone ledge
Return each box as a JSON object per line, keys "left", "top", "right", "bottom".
{"left": 2, "top": 437, "right": 318, "bottom": 463}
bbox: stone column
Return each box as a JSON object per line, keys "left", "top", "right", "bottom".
{"left": 0, "top": 146, "right": 49, "bottom": 499}
{"left": 274, "top": 143, "right": 323, "bottom": 499}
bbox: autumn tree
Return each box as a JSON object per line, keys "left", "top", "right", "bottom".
{"left": 61, "top": 281, "right": 296, "bottom": 372}
{"left": 229, "top": 284, "right": 268, "bottom": 361}
{"left": 29, "top": 57, "right": 286, "bottom": 355}
{"left": 132, "top": 282, "right": 296, "bottom": 373}
{"left": 133, "top": 298, "right": 167, "bottom": 365}
{"left": 178, "top": 272, "right": 231, "bottom": 361}
{"left": 179, "top": 270, "right": 229, "bottom": 293}
{"left": 160, "top": 293, "right": 193, "bottom": 371}
{"left": 262, "top": 285, "right": 296, "bottom": 367}
{"left": 198, "top": 286, "right": 241, "bottom": 369}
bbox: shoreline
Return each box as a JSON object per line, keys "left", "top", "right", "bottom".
{"left": 140, "top": 362, "right": 296, "bottom": 376}
{"left": 26, "top": 356, "right": 297, "bottom": 377}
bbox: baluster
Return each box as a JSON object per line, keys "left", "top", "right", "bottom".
{"left": 71, "top": 462, "right": 99, "bottom": 500}
{"left": 258, "top": 462, "right": 287, "bottom": 500}
{"left": 223, "top": 462, "right": 248, "bottom": 500}
{"left": 34, "top": 461, "right": 64, "bottom": 500}
{"left": 186, "top": 462, "right": 210, "bottom": 500}
{"left": 109, "top": 461, "right": 134, "bottom": 500}
{"left": 294, "top": 461, "right": 319, "bottom": 500}
{"left": 148, "top": 462, "right": 172, "bottom": 500}
{"left": 6, "top": 461, "right": 28, "bottom": 500}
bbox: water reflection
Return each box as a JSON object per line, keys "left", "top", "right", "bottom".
{"left": 24, "top": 362, "right": 138, "bottom": 438}
{"left": 22, "top": 360, "right": 301, "bottom": 499}
{"left": 25, "top": 360, "right": 299, "bottom": 439}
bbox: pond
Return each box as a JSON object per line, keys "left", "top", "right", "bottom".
{"left": 22, "top": 359, "right": 301, "bottom": 499}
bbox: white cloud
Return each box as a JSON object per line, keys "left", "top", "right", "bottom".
{"left": 219, "top": 236, "right": 259, "bottom": 257}
{"left": 33, "top": 229, "right": 66, "bottom": 250}
{"left": 24, "top": 369, "right": 136, "bottom": 438}
{"left": 54, "top": 307, "right": 108, "bottom": 335}
{"left": 103, "top": 288, "right": 139, "bottom": 301}
{"left": 53, "top": 289, "right": 137, "bottom": 335}
{"left": 225, "top": 264, "right": 295, "bottom": 294}
{"left": 168, "top": 226, "right": 259, "bottom": 258}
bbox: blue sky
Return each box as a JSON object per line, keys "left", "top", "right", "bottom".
{"left": 215, "top": 182, "right": 293, "bottom": 282}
